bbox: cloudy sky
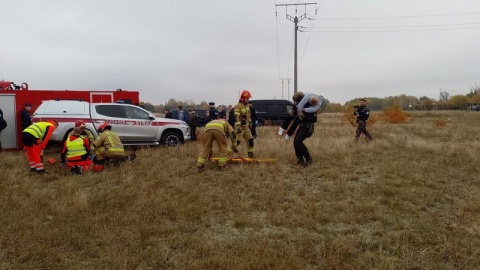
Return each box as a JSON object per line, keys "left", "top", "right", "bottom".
{"left": 1, "top": 0, "right": 479, "bottom": 105}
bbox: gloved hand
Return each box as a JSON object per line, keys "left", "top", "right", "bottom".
{"left": 255, "top": 120, "right": 258, "bottom": 125}
{"left": 285, "top": 134, "right": 290, "bottom": 141}
{"left": 278, "top": 127, "right": 284, "bottom": 136}
{"left": 235, "top": 125, "right": 242, "bottom": 134}
{"left": 298, "top": 111, "right": 305, "bottom": 120}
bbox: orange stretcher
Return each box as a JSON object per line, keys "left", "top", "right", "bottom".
{"left": 209, "top": 157, "right": 276, "bottom": 163}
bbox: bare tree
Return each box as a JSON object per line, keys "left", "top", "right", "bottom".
{"left": 439, "top": 90, "right": 450, "bottom": 102}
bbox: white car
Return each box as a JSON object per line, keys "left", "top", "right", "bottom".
{"left": 32, "top": 100, "right": 190, "bottom": 147}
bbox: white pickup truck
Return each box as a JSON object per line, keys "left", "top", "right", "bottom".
{"left": 32, "top": 100, "right": 190, "bottom": 147}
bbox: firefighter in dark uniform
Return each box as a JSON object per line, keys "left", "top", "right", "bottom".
{"left": 207, "top": 102, "right": 219, "bottom": 122}
{"left": 20, "top": 103, "right": 33, "bottom": 130}
{"left": 354, "top": 98, "right": 373, "bottom": 142}
{"left": 196, "top": 119, "right": 237, "bottom": 169}
{"left": 234, "top": 90, "right": 255, "bottom": 158}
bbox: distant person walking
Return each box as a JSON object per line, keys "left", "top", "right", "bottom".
{"left": 20, "top": 103, "right": 33, "bottom": 130}
{"left": 354, "top": 98, "right": 373, "bottom": 142}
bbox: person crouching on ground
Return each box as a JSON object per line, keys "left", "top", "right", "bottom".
{"left": 196, "top": 118, "right": 237, "bottom": 170}
{"left": 61, "top": 126, "right": 92, "bottom": 175}
{"left": 22, "top": 120, "right": 58, "bottom": 174}
{"left": 93, "top": 122, "right": 134, "bottom": 165}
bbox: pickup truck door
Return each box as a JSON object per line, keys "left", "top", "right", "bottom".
{"left": 122, "top": 105, "right": 157, "bottom": 141}
{"left": 93, "top": 104, "right": 126, "bottom": 138}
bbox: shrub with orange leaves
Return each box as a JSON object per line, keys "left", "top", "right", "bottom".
{"left": 433, "top": 119, "right": 448, "bottom": 127}
{"left": 382, "top": 104, "right": 409, "bottom": 123}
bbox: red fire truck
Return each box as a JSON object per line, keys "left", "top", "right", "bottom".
{"left": 0, "top": 80, "right": 140, "bottom": 150}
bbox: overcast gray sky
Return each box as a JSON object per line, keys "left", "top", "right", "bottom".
{"left": 1, "top": 0, "right": 479, "bottom": 105}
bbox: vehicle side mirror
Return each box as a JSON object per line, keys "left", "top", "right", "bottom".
{"left": 149, "top": 114, "right": 155, "bottom": 120}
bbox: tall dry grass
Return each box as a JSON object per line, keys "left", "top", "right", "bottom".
{"left": 1, "top": 110, "right": 480, "bottom": 269}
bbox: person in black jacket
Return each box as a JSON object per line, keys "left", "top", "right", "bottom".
{"left": 188, "top": 111, "right": 198, "bottom": 141}
{"left": 248, "top": 101, "right": 258, "bottom": 138}
{"left": 354, "top": 98, "right": 373, "bottom": 142}
{"left": 20, "top": 103, "right": 32, "bottom": 130}
{"left": 227, "top": 105, "right": 235, "bottom": 128}
{"left": 164, "top": 109, "right": 173, "bottom": 119}
{"left": 0, "top": 108, "right": 5, "bottom": 151}
{"left": 206, "top": 102, "right": 219, "bottom": 122}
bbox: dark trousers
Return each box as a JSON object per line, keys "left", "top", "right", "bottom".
{"left": 355, "top": 120, "right": 372, "bottom": 142}
{"left": 294, "top": 124, "right": 311, "bottom": 160}
{"left": 250, "top": 123, "right": 257, "bottom": 138}
{"left": 190, "top": 126, "right": 197, "bottom": 141}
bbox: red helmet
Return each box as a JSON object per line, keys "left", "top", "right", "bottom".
{"left": 97, "top": 121, "right": 111, "bottom": 132}
{"left": 75, "top": 120, "right": 86, "bottom": 128}
{"left": 240, "top": 90, "right": 252, "bottom": 101}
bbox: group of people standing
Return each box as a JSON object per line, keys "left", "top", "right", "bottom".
{"left": 194, "top": 91, "right": 373, "bottom": 170}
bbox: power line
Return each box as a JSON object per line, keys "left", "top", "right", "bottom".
{"left": 300, "top": 26, "right": 480, "bottom": 32}
{"left": 301, "top": 21, "right": 480, "bottom": 29}
{"left": 300, "top": 0, "right": 323, "bottom": 65}
{"left": 310, "top": 11, "right": 480, "bottom": 20}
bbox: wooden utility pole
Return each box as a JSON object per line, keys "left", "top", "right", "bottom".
{"left": 276, "top": 2, "right": 317, "bottom": 94}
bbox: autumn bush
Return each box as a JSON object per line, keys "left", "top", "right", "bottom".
{"left": 433, "top": 119, "right": 448, "bottom": 127}
{"left": 382, "top": 103, "right": 409, "bottom": 123}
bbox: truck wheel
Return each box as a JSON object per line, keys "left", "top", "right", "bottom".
{"left": 160, "top": 131, "right": 182, "bottom": 148}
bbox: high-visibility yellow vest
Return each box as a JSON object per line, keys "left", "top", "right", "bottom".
{"left": 66, "top": 137, "right": 87, "bottom": 159}
{"left": 23, "top": 122, "right": 53, "bottom": 139}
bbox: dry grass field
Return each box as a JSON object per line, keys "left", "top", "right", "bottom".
{"left": 1, "top": 111, "right": 480, "bottom": 269}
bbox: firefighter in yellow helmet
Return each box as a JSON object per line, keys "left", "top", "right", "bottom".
{"left": 22, "top": 120, "right": 58, "bottom": 174}
{"left": 92, "top": 122, "right": 125, "bottom": 165}
{"left": 234, "top": 90, "right": 255, "bottom": 157}
{"left": 196, "top": 118, "right": 237, "bottom": 169}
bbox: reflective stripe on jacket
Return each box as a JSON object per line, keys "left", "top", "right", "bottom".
{"left": 94, "top": 130, "right": 124, "bottom": 154}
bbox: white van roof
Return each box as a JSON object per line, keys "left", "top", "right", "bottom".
{"left": 34, "top": 100, "right": 89, "bottom": 115}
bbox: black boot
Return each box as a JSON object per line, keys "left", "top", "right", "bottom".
{"left": 304, "top": 156, "right": 313, "bottom": 166}
{"left": 296, "top": 156, "right": 304, "bottom": 165}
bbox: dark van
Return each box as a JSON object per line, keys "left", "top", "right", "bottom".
{"left": 170, "top": 109, "right": 209, "bottom": 127}
{"left": 249, "top": 99, "right": 293, "bottom": 126}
